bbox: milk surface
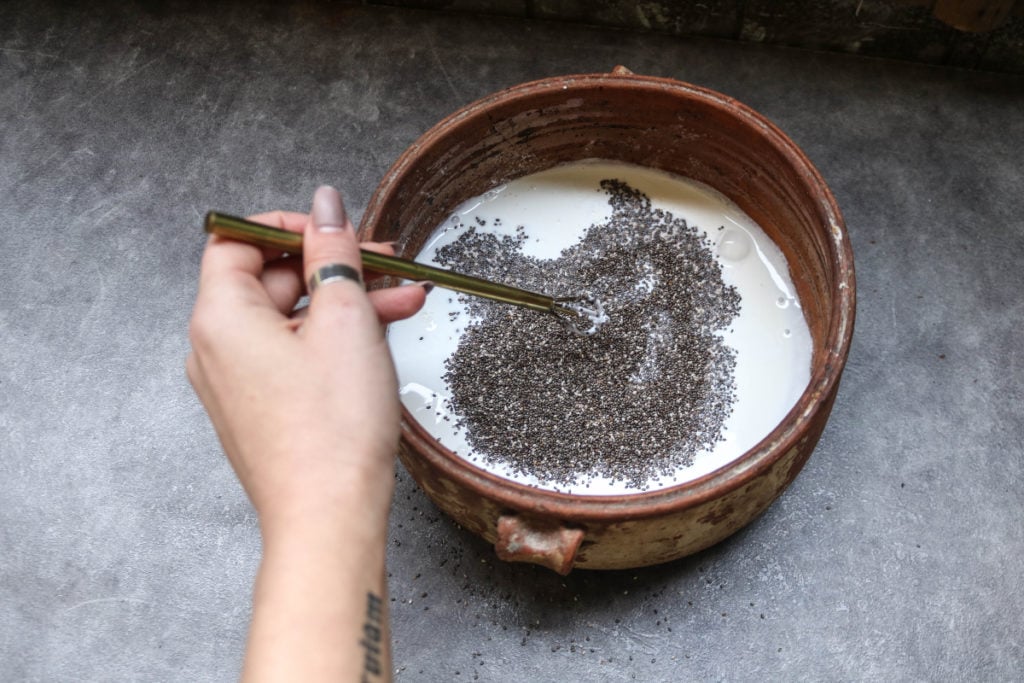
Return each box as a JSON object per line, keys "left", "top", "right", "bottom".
{"left": 388, "top": 160, "right": 812, "bottom": 494}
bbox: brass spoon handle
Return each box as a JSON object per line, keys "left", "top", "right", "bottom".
{"left": 204, "top": 212, "right": 557, "bottom": 313}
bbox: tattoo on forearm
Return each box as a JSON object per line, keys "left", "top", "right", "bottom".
{"left": 360, "top": 591, "right": 384, "bottom": 681}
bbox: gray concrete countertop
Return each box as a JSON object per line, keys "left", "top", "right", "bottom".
{"left": 2, "top": 1, "right": 1022, "bottom": 680}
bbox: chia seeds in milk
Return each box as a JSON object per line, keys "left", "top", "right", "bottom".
{"left": 437, "top": 180, "right": 740, "bottom": 490}
{"left": 390, "top": 161, "right": 812, "bottom": 494}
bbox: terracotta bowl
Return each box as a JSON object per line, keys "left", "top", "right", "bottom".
{"left": 360, "top": 68, "right": 856, "bottom": 573}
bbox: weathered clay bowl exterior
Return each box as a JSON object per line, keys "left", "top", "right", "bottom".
{"left": 360, "top": 69, "right": 856, "bottom": 573}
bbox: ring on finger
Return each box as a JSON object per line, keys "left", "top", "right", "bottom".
{"left": 308, "top": 263, "right": 362, "bottom": 293}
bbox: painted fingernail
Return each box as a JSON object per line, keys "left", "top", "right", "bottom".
{"left": 416, "top": 280, "right": 435, "bottom": 295}
{"left": 312, "top": 185, "right": 348, "bottom": 232}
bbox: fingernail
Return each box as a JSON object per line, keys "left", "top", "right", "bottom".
{"left": 312, "top": 185, "right": 348, "bottom": 232}
{"left": 416, "top": 280, "right": 435, "bottom": 295}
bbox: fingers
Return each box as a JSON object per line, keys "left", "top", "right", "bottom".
{"left": 302, "top": 186, "right": 377, "bottom": 335}
{"left": 260, "top": 257, "right": 304, "bottom": 313}
{"left": 257, "top": 243, "right": 401, "bottom": 317}
{"left": 301, "top": 186, "right": 429, "bottom": 327}
{"left": 247, "top": 210, "right": 307, "bottom": 234}
{"left": 360, "top": 241, "right": 396, "bottom": 257}
{"left": 368, "top": 283, "right": 431, "bottom": 324}
{"left": 198, "top": 234, "right": 267, "bottom": 294}
{"left": 200, "top": 187, "right": 422, "bottom": 338}
{"left": 304, "top": 185, "right": 363, "bottom": 289}
{"left": 199, "top": 210, "right": 303, "bottom": 287}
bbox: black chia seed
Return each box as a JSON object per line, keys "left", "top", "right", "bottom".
{"left": 435, "top": 179, "right": 741, "bottom": 491}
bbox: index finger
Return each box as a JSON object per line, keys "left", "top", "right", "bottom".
{"left": 246, "top": 210, "right": 308, "bottom": 235}
{"left": 197, "top": 211, "right": 306, "bottom": 295}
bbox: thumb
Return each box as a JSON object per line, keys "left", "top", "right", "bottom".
{"left": 302, "top": 186, "right": 378, "bottom": 337}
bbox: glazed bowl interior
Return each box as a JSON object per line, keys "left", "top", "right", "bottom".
{"left": 361, "top": 72, "right": 854, "bottom": 507}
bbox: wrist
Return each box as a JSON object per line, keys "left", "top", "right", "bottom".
{"left": 259, "top": 482, "right": 394, "bottom": 551}
{"left": 256, "top": 456, "right": 395, "bottom": 546}
{"left": 246, "top": 503, "right": 392, "bottom": 683}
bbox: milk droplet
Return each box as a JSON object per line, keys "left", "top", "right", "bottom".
{"left": 484, "top": 184, "right": 507, "bottom": 200}
{"left": 776, "top": 296, "right": 789, "bottom": 308}
{"left": 717, "top": 229, "right": 751, "bottom": 262}
{"left": 783, "top": 328, "right": 792, "bottom": 338}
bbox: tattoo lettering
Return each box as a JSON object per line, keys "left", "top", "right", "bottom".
{"left": 361, "top": 591, "right": 384, "bottom": 681}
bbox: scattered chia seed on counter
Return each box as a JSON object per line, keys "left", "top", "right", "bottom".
{"left": 434, "top": 179, "right": 741, "bottom": 490}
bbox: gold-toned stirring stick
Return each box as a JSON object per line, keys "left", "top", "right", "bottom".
{"left": 204, "top": 212, "right": 603, "bottom": 333}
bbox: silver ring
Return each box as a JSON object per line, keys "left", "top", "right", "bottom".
{"left": 308, "top": 263, "right": 362, "bottom": 292}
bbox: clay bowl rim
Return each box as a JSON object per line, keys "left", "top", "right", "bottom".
{"left": 362, "top": 71, "right": 856, "bottom": 523}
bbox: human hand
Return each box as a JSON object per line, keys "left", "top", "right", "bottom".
{"left": 188, "top": 185, "right": 418, "bottom": 681}
{"left": 186, "top": 186, "right": 428, "bottom": 538}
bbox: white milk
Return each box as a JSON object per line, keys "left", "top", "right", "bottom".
{"left": 388, "top": 160, "right": 812, "bottom": 495}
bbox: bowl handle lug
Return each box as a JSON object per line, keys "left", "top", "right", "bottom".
{"left": 494, "top": 514, "right": 585, "bottom": 575}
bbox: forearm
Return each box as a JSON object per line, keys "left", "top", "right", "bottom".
{"left": 242, "top": 491, "right": 393, "bottom": 682}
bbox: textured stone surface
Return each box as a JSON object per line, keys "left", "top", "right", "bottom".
{"left": 368, "top": 0, "right": 1024, "bottom": 72}
{"left": 1, "top": 1, "right": 1023, "bottom": 680}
